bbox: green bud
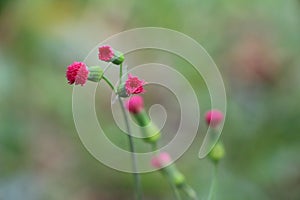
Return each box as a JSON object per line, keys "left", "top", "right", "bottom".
{"left": 209, "top": 142, "right": 225, "bottom": 163}
{"left": 111, "top": 51, "right": 124, "bottom": 65}
{"left": 164, "top": 165, "right": 186, "bottom": 187}
{"left": 88, "top": 66, "right": 103, "bottom": 82}
{"left": 143, "top": 123, "right": 161, "bottom": 143}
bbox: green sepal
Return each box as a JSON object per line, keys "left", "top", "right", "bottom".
{"left": 117, "top": 83, "right": 129, "bottom": 97}
{"left": 88, "top": 66, "right": 104, "bottom": 82}
{"left": 111, "top": 51, "right": 124, "bottom": 65}
{"left": 133, "top": 111, "right": 161, "bottom": 143}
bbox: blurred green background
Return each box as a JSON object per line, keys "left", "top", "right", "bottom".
{"left": 1, "top": 0, "right": 300, "bottom": 199}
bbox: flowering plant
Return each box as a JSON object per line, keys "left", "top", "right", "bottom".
{"left": 65, "top": 46, "right": 225, "bottom": 200}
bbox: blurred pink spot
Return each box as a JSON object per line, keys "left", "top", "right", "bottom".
{"left": 125, "top": 95, "right": 144, "bottom": 114}
{"left": 151, "top": 152, "right": 172, "bottom": 168}
{"left": 205, "top": 109, "right": 224, "bottom": 128}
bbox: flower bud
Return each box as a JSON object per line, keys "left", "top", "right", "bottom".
{"left": 111, "top": 51, "right": 124, "bottom": 65}
{"left": 87, "top": 66, "right": 104, "bottom": 82}
{"left": 126, "top": 96, "right": 144, "bottom": 114}
{"left": 126, "top": 96, "right": 161, "bottom": 143}
{"left": 98, "top": 45, "right": 124, "bottom": 65}
{"left": 205, "top": 109, "right": 224, "bottom": 128}
{"left": 166, "top": 165, "right": 186, "bottom": 187}
{"left": 208, "top": 142, "right": 225, "bottom": 163}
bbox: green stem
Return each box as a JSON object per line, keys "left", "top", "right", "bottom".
{"left": 117, "top": 63, "right": 142, "bottom": 199}
{"left": 182, "top": 184, "right": 199, "bottom": 200}
{"left": 119, "top": 63, "right": 123, "bottom": 81}
{"left": 207, "top": 163, "right": 218, "bottom": 200}
{"left": 102, "top": 75, "right": 115, "bottom": 91}
{"left": 102, "top": 74, "right": 142, "bottom": 200}
{"left": 118, "top": 96, "right": 143, "bottom": 200}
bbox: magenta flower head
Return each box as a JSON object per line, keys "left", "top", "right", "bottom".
{"left": 126, "top": 95, "right": 144, "bottom": 114}
{"left": 66, "top": 61, "right": 89, "bottom": 86}
{"left": 98, "top": 45, "right": 124, "bottom": 65}
{"left": 125, "top": 74, "right": 146, "bottom": 95}
{"left": 205, "top": 109, "right": 224, "bottom": 128}
{"left": 151, "top": 152, "right": 172, "bottom": 169}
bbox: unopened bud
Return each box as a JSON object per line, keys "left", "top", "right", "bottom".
{"left": 87, "top": 66, "right": 104, "bottom": 82}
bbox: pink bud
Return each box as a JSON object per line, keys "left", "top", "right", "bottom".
{"left": 151, "top": 152, "right": 172, "bottom": 168}
{"left": 98, "top": 45, "right": 124, "bottom": 65}
{"left": 205, "top": 109, "right": 224, "bottom": 128}
{"left": 125, "top": 95, "right": 144, "bottom": 114}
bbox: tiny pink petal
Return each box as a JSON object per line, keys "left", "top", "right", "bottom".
{"left": 205, "top": 109, "right": 224, "bottom": 128}
{"left": 98, "top": 45, "right": 114, "bottom": 61}
{"left": 151, "top": 152, "right": 172, "bottom": 168}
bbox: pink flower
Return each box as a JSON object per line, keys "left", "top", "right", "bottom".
{"left": 205, "top": 109, "right": 224, "bottom": 128}
{"left": 125, "top": 74, "right": 146, "bottom": 95}
{"left": 151, "top": 152, "right": 172, "bottom": 168}
{"left": 66, "top": 62, "right": 89, "bottom": 86}
{"left": 125, "top": 95, "right": 144, "bottom": 114}
{"left": 98, "top": 45, "right": 114, "bottom": 62}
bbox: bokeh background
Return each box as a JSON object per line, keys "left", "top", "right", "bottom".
{"left": 1, "top": 0, "right": 300, "bottom": 199}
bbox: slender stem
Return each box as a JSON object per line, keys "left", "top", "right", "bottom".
{"left": 102, "top": 75, "right": 115, "bottom": 91}
{"left": 118, "top": 96, "right": 143, "bottom": 200}
{"left": 102, "top": 74, "right": 142, "bottom": 199}
{"left": 207, "top": 163, "right": 218, "bottom": 200}
{"left": 119, "top": 63, "right": 123, "bottom": 81}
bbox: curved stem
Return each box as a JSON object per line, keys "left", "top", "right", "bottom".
{"left": 207, "top": 163, "right": 218, "bottom": 200}
{"left": 118, "top": 96, "right": 143, "bottom": 200}
{"left": 102, "top": 75, "right": 115, "bottom": 91}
